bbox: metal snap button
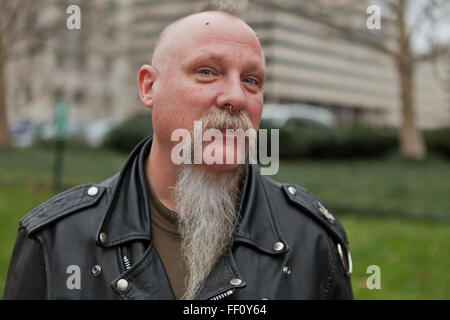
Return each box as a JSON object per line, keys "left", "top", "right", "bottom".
{"left": 92, "top": 265, "right": 102, "bottom": 277}
{"left": 229, "top": 278, "right": 242, "bottom": 286}
{"left": 117, "top": 279, "right": 128, "bottom": 292}
{"left": 273, "top": 241, "right": 285, "bottom": 251}
{"left": 99, "top": 232, "right": 107, "bottom": 244}
{"left": 87, "top": 186, "right": 98, "bottom": 196}
{"left": 282, "top": 266, "right": 291, "bottom": 277}
{"left": 287, "top": 186, "right": 297, "bottom": 195}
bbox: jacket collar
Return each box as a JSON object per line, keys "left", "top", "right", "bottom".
{"left": 96, "top": 136, "right": 288, "bottom": 256}
{"left": 96, "top": 137, "right": 152, "bottom": 247}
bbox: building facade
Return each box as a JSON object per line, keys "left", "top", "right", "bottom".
{"left": 6, "top": 0, "right": 449, "bottom": 132}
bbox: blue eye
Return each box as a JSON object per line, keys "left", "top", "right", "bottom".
{"left": 244, "top": 78, "right": 258, "bottom": 85}
{"left": 199, "top": 69, "right": 213, "bottom": 75}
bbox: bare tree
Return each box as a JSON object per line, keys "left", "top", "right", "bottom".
{"left": 0, "top": 19, "right": 8, "bottom": 146}
{"left": 252, "top": 0, "right": 450, "bottom": 159}
{"left": 0, "top": 0, "right": 66, "bottom": 146}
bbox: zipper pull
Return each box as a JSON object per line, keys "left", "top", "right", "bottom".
{"left": 210, "top": 289, "right": 235, "bottom": 300}
{"left": 122, "top": 255, "right": 131, "bottom": 271}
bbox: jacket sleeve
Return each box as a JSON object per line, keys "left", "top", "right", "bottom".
{"left": 327, "top": 244, "right": 354, "bottom": 299}
{"left": 328, "top": 270, "right": 354, "bottom": 299}
{"left": 3, "top": 227, "right": 48, "bottom": 300}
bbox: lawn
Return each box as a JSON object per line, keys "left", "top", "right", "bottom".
{"left": 273, "top": 156, "right": 450, "bottom": 222}
{"left": 340, "top": 216, "right": 449, "bottom": 299}
{"left": 0, "top": 146, "right": 449, "bottom": 299}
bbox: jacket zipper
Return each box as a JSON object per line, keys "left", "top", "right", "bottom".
{"left": 209, "top": 289, "right": 235, "bottom": 300}
{"left": 122, "top": 255, "right": 131, "bottom": 271}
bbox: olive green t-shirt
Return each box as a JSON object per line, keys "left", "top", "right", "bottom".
{"left": 147, "top": 180, "right": 187, "bottom": 300}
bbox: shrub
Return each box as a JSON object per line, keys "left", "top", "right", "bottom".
{"left": 425, "top": 127, "right": 450, "bottom": 159}
{"left": 103, "top": 113, "right": 449, "bottom": 160}
{"left": 259, "top": 120, "right": 398, "bottom": 159}
{"left": 103, "top": 112, "right": 153, "bottom": 153}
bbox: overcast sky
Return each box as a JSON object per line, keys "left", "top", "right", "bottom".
{"left": 373, "top": 0, "right": 450, "bottom": 53}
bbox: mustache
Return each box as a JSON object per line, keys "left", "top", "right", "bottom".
{"left": 200, "top": 111, "right": 254, "bottom": 132}
{"left": 183, "top": 111, "right": 255, "bottom": 168}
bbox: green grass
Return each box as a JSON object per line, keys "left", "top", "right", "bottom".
{"left": 340, "top": 215, "right": 450, "bottom": 299}
{"left": 272, "top": 156, "right": 450, "bottom": 222}
{"left": 0, "top": 146, "right": 127, "bottom": 188}
{"left": 0, "top": 146, "right": 449, "bottom": 299}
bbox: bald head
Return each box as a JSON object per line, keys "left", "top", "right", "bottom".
{"left": 151, "top": 11, "right": 264, "bottom": 73}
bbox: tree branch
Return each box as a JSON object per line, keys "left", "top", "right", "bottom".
{"left": 251, "top": 0, "right": 399, "bottom": 58}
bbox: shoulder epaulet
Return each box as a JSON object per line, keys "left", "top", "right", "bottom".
{"left": 282, "top": 184, "right": 352, "bottom": 275}
{"left": 281, "top": 184, "right": 348, "bottom": 246}
{"left": 20, "top": 184, "right": 106, "bottom": 237}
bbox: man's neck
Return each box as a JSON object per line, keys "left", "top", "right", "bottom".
{"left": 146, "top": 138, "right": 179, "bottom": 212}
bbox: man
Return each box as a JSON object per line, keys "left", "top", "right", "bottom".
{"left": 4, "top": 1, "right": 353, "bottom": 300}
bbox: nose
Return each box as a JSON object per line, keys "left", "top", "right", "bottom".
{"left": 216, "top": 75, "right": 246, "bottom": 115}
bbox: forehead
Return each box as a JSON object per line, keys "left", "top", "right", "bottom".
{"left": 163, "top": 12, "right": 264, "bottom": 68}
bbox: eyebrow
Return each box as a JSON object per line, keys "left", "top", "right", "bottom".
{"left": 188, "top": 52, "right": 227, "bottom": 65}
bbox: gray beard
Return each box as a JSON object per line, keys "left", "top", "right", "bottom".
{"left": 174, "top": 165, "right": 244, "bottom": 300}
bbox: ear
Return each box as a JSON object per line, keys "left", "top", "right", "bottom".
{"left": 138, "top": 65, "right": 157, "bottom": 109}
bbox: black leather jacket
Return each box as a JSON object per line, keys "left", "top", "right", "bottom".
{"left": 4, "top": 137, "right": 353, "bottom": 300}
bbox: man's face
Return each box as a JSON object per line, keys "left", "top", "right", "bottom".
{"left": 143, "top": 12, "right": 265, "bottom": 174}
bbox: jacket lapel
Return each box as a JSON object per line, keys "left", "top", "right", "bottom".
{"left": 233, "top": 165, "right": 289, "bottom": 255}
{"left": 96, "top": 138, "right": 153, "bottom": 247}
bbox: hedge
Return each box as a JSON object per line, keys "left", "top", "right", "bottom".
{"left": 102, "top": 114, "right": 449, "bottom": 159}
{"left": 424, "top": 127, "right": 450, "bottom": 159}
{"left": 103, "top": 112, "right": 153, "bottom": 153}
{"left": 259, "top": 120, "right": 398, "bottom": 159}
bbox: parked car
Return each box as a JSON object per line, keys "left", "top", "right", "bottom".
{"left": 261, "top": 103, "right": 336, "bottom": 128}
{"left": 13, "top": 119, "right": 117, "bottom": 148}
{"left": 10, "top": 120, "right": 41, "bottom": 147}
